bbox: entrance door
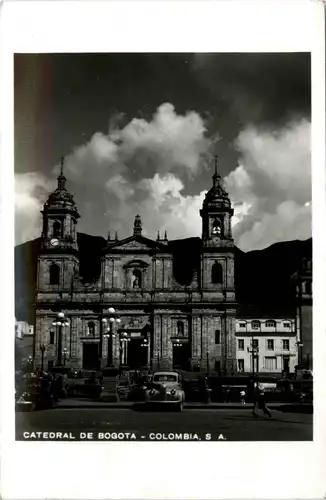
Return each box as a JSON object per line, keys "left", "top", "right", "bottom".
{"left": 127, "top": 338, "right": 148, "bottom": 368}
{"left": 83, "top": 343, "right": 99, "bottom": 370}
{"left": 173, "top": 342, "right": 189, "bottom": 370}
{"left": 283, "top": 356, "right": 290, "bottom": 373}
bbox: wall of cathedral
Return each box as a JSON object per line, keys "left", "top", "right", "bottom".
{"left": 101, "top": 254, "right": 174, "bottom": 291}
{"left": 34, "top": 305, "right": 237, "bottom": 373}
{"left": 37, "top": 255, "right": 79, "bottom": 291}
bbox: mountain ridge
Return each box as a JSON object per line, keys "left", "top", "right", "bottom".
{"left": 14, "top": 235, "right": 312, "bottom": 323}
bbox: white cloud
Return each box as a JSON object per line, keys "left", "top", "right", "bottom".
{"left": 14, "top": 106, "right": 311, "bottom": 253}
{"left": 224, "top": 119, "right": 311, "bottom": 250}
{"left": 117, "top": 103, "right": 210, "bottom": 175}
{"left": 15, "top": 173, "right": 55, "bottom": 243}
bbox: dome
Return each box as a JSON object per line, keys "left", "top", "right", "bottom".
{"left": 47, "top": 183, "right": 75, "bottom": 207}
{"left": 202, "top": 158, "right": 231, "bottom": 209}
{"left": 44, "top": 158, "right": 78, "bottom": 212}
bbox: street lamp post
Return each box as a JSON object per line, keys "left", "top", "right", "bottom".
{"left": 40, "top": 344, "right": 46, "bottom": 372}
{"left": 102, "top": 307, "right": 121, "bottom": 366}
{"left": 173, "top": 339, "right": 182, "bottom": 370}
{"left": 63, "top": 348, "right": 69, "bottom": 366}
{"left": 52, "top": 312, "right": 70, "bottom": 366}
{"left": 120, "top": 332, "right": 131, "bottom": 367}
{"left": 248, "top": 339, "right": 259, "bottom": 380}
{"left": 141, "top": 337, "right": 149, "bottom": 368}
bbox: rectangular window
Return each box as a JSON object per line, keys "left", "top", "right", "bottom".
{"left": 283, "top": 322, "right": 291, "bottom": 328}
{"left": 267, "top": 339, "right": 274, "bottom": 350}
{"left": 49, "top": 330, "right": 54, "bottom": 345}
{"left": 239, "top": 322, "right": 246, "bottom": 328}
{"left": 282, "top": 339, "right": 290, "bottom": 350}
{"left": 265, "top": 320, "right": 276, "bottom": 328}
{"left": 252, "top": 339, "right": 258, "bottom": 349}
{"left": 238, "top": 359, "right": 244, "bottom": 372}
{"left": 215, "top": 330, "right": 220, "bottom": 344}
{"left": 238, "top": 339, "right": 244, "bottom": 351}
{"left": 264, "top": 356, "right": 277, "bottom": 371}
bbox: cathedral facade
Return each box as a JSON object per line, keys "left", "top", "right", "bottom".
{"left": 34, "top": 159, "right": 237, "bottom": 374}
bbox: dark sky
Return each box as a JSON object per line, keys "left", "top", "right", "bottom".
{"left": 14, "top": 53, "right": 311, "bottom": 250}
{"left": 14, "top": 53, "right": 310, "bottom": 178}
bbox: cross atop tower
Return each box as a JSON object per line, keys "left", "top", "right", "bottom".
{"left": 57, "top": 156, "right": 67, "bottom": 190}
{"left": 212, "top": 155, "right": 221, "bottom": 187}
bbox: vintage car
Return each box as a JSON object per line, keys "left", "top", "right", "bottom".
{"left": 15, "top": 374, "right": 56, "bottom": 411}
{"left": 145, "top": 371, "right": 185, "bottom": 411}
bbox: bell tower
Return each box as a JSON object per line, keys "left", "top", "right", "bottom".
{"left": 199, "top": 156, "right": 236, "bottom": 375}
{"left": 200, "top": 156, "right": 234, "bottom": 246}
{"left": 200, "top": 156, "right": 235, "bottom": 295}
{"left": 37, "top": 157, "right": 80, "bottom": 292}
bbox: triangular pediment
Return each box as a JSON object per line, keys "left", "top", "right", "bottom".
{"left": 104, "top": 235, "right": 167, "bottom": 253}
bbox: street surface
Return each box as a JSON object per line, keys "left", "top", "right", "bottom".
{"left": 16, "top": 407, "right": 312, "bottom": 441}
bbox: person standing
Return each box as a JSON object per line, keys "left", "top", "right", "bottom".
{"left": 252, "top": 382, "right": 272, "bottom": 417}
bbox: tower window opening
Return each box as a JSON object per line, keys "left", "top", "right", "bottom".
{"left": 49, "top": 263, "right": 60, "bottom": 285}
{"left": 132, "top": 269, "right": 142, "bottom": 289}
{"left": 52, "top": 221, "right": 61, "bottom": 238}
{"left": 88, "top": 321, "right": 95, "bottom": 337}
{"left": 177, "top": 321, "right": 184, "bottom": 336}
{"left": 211, "top": 261, "right": 223, "bottom": 284}
{"left": 212, "top": 218, "right": 222, "bottom": 236}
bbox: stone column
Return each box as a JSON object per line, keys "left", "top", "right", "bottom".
{"left": 191, "top": 315, "right": 202, "bottom": 369}
{"left": 160, "top": 315, "right": 171, "bottom": 369}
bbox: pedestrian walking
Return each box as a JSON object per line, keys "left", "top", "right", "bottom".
{"left": 252, "top": 382, "right": 272, "bottom": 417}
{"left": 204, "top": 374, "right": 211, "bottom": 404}
{"left": 224, "top": 386, "right": 231, "bottom": 403}
{"left": 240, "top": 390, "right": 246, "bottom": 404}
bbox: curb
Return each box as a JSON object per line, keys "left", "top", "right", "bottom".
{"left": 55, "top": 401, "right": 312, "bottom": 411}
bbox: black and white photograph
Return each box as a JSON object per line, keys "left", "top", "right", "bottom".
{"left": 14, "top": 51, "right": 313, "bottom": 441}
{"left": 1, "top": 2, "right": 325, "bottom": 499}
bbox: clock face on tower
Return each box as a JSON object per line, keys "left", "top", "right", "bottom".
{"left": 50, "top": 238, "right": 59, "bottom": 247}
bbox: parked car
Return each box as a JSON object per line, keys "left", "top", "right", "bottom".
{"left": 145, "top": 371, "right": 185, "bottom": 411}
{"left": 15, "top": 374, "right": 56, "bottom": 411}
{"left": 66, "top": 370, "right": 102, "bottom": 398}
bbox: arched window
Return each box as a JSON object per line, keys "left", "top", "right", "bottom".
{"left": 49, "top": 263, "right": 60, "bottom": 285}
{"left": 52, "top": 221, "right": 61, "bottom": 238}
{"left": 177, "top": 321, "right": 184, "bottom": 336}
{"left": 212, "top": 218, "right": 222, "bottom": 236}
{"left": 88, "top": 321, "right": 95, "bottom": 337}
{"left": 251, "top": 320, "right": 261, "bottom": 330}
{"left": 211, "top": 261, "right": 223, "bottom": 284}
{"left": 132, "top": 269, "right": 142, "bottom": 289}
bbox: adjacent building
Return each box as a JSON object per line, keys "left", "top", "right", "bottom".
{"left": 34, "top": 158, "right": 238, "bottom": 373}
{"left": 235, "top": 318, "right": 298, "bottom": 375}
{"left": 15, "top": 320, "right": 34, "bottom": 339}
{"left": 292, "top": 258, "right": 313, "bottom": 370}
